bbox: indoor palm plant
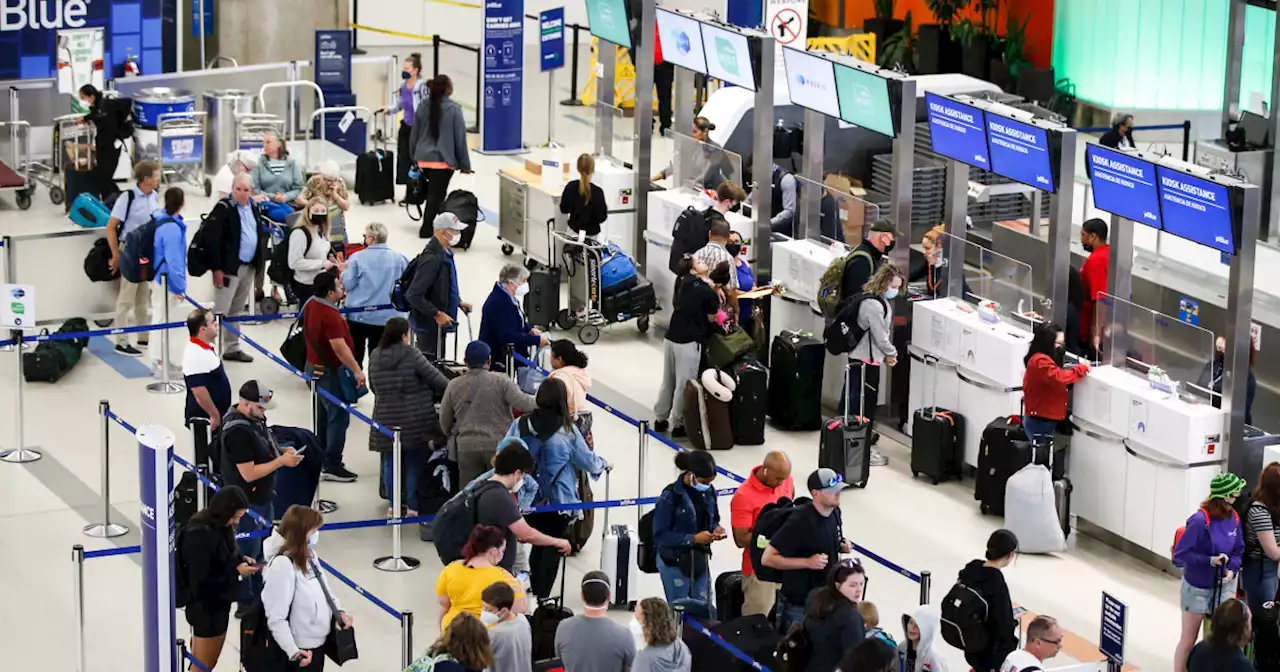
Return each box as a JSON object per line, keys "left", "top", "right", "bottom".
{"left": 864, "top": 0, "right": 904, "bottom": 59}
{"left": 878, "top": 10, "right": 916, "bottom": 73}
{"left": 917, "top": 0, "right": 970, "bottom": 74}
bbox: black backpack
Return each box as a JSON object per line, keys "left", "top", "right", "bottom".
{"left": 668, "top": 206, "right": 713, "bottom": 273}
{"left": 940, "top": 579, "right": 991, "bottom": 653}
{"left": 748, "top": 497, "right": 810, "bottom": 583}
{"left": 822, "top": 292, "right": 887, "bottom": 355}
{"left": 390, "top": 254, "right": 420, "bottom": 312}
{"left": 173, "top": 517, "right": 202, "bottom": 609}
{"left": 267, "top": 226, "right": 313, "bottom": 285}
{"left": 119, "top": 214, "right": 178, "bottom": 284}
{"left": 107, "top": 96, "right": 136, "bottom": 140}
{"left": 433, "top": 480, "right": 506, "bottom": 564}
{"left": 188, "top": 199, "right": 235, "bottom": 278}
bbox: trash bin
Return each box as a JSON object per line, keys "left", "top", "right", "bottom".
{"left": 133, "top": 88, "right": 195, "bottom": 162}
{"left": 202, "top": 89, "right": 255, "bottom": 176}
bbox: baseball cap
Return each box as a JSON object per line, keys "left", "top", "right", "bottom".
{"left": 433, "top": 212, "right": 468, "bottom": 231}
{"left": 808, "top": 468, "right": 849, "bottom": 495}
{"left": 239, "top": 380, "right": 273, "bottom": 405}
{"left": 869, "top": 219, "right": 902, "bottom": 236}
{"left": 464, "top": 340, "right": 492, "bottom": 367}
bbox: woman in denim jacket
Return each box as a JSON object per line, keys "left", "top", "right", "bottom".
{"left": 652, "top": 451, "right": 725, "bottom": 611}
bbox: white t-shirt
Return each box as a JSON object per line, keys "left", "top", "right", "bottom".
{"left": 999, "top": 650, "right": 1044, "bottom": 672}
{"left": 182, "top": 340, "right": 221, "bottom": 378}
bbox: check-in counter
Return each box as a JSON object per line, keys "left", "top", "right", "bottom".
{"left": 1070, "top": 365, "right": 1225, "bottom": 555}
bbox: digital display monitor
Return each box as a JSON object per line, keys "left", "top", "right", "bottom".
{"left": 781, "top": 47, "right": 839, "bottom": 118}
{"left": 656, "top": 9, "right": 707, "bottom": 74}
{"left": 700, "top": 22, "right": 756, "bottom": 91}
{"left": 585, "top": 0, "right": 631, "bottom": 49}
{"left": 1085, "top": 145, "right": 1162, "bottom": 228}
{"left": 925, "top": 93, "right": 989, "bottom": 169}
{"left": 1156, "top": 166, "right": 1238, "bottom": 254}
{"left": 833, "top": 62, "right": 895, "bottom": 137}
{"left": 986, "top": 113, "right": 1056, "bottom": 192}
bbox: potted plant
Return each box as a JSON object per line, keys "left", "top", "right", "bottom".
{"left": 917, "top": 0, "right": 969, "bottom": 74}
{"left": 989, "top": 9, "right": 1030, "bottom": 92}
{"left": 959, "top": 0, "right": 998, "bottom": 78}
{"left": 864, "top": 0, "right": 903, "bottom": 56}
{"left": 877, "top": 10, "right": 916, "bottom": 73}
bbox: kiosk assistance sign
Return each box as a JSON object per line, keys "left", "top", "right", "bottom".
{"left": 482, "top": 0, "right": 524, "bottom": 152}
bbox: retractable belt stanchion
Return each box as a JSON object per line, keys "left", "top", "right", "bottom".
{"left": 400, "top": 609, "right": 415, "bottom": 668}
{"left": 190, "top": 417, "right": 212, "bottom": 512}
{"left": 919, "top": 570, "right": 931, "bottom": 605}
{"left": 310, "top": 375, "right": 338, "bottom": 514}
{"left": 0, "top": 328, "right": 40, "bottom": 463}
{"left": 213, "top": 312, "right": 225, "bottom": 359}
{"left": 146, "top": 276, "right": 184, "bottom": 395}
{"left": 375, "top": 427, "right": 421, "bottom": 572}
{"left": 84, "top": 400, "right": 128, "bottom": 538}
{"left": 637, "top": 420, "right": 649, "bottom": 514}
{"left": 72, "top": 544, "right": 86, "bottom": 672}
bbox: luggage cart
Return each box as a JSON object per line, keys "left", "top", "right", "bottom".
{"left": 0, "top": 120, "right": 33, "bottom": 209}
{"left": 31, "top": 113, "right": 93, "bottom": 206}
{"left": 553, "top": 230, "right": 654, "bottom": 344}
{"left": 234, "top": 112, "right": 286, "bottom": 154}
{"left": 305, "top": 106, "right": 372, "bottom": 175}
{"left": 157, "top": 111, "right": 210, "bottom": 197}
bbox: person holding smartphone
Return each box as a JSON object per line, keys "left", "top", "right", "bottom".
{"left": 180, "top": 485, "right": 261, "bottom": 671}
{"left": 652, "top": 451, "right": 726, "bottom": 609}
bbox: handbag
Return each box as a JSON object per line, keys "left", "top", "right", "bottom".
{"left": 310, "top": 560, "right": 359, "bottom": 665}
{"left": 337, "top": 365, "right": 368, "bottom": 403}
{"left": 280, "top": 315, "right": 307, "bottom": 371}
{"left": 517, "top": 345, "right": 550, "bottom": 394}
{"left": 707, "top": 326, "right": 753, "bottom": 369}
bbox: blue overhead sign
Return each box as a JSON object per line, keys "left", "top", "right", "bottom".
{"left": 1086, "top": 144, "right": 1161, "bottom": 228}
{"left": 1157, "top": 166, "right": 1236, "bottom": 254}
{"left": 539, "top": 8, "right": 565, "bottom": 72}
{"left": 986, "top": 114, "right": 1056, "bottom": 193}
{"left": 482, "top": 0, "right": 525, "bottom": 152}
{"left": 315, "top": 29, "right": 352, "bottom": 95}
{"left": 926, "top": 93, "right": 989, "bottom": 169}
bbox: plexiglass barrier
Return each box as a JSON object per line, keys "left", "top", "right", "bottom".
{"left": 667, "top": 132, "right": 742, "bottom": 194}
{"left": 592, "top": 101, "right": 634, "bottom": 165}
{"left": 791, "top": 174, "right": 882, "bottom": 244}
{"left": 1095, "top": 293, "right": 1217, "bottom": 397}
{"left": 928, "top": 232, "right": 1037, "bottom": 330}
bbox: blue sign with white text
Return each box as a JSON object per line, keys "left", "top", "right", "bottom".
{"left": 483, "top": 0, "right": 524, "bottom": 152}
{"left": 1156, "top": 166, "right": 1236, "bottom": 254}
{"left": 987, "top": 114, "right": 1056, "bottom": 193}
{"left": 191, "top": 0, "right": 213, "bottom": 36}
{"left": 1100, "top": 592, "right": 1126, "bottom": 663}
{"left": 1086, "top": 144, "right": 1161, "bottom": 228}
{"left": 925, "top": 93, "right": 989, "bottom": 169}
{"left": 540, "top": 8, "right": 565, "bottom": 72}
{"left": 315, "top": 30, "right": 353, "bottom": 95}
{"left": 0, "top": 0, "right": 176, "bottom": 79}
{"left": 1179, "top": 297, "right": 1200, "bottom": 326}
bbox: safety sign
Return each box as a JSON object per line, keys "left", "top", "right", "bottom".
{"left": 0, "top": 284, "right": 35, "bottom": 329}
{"left": 766, "top": 0, "right": 807, "bottom": 48}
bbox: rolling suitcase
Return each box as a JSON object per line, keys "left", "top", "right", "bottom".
{"left": 684, "top": 379, "right": 734, "bottom": 450}
{"left": 729, "top": 356, "right": 768, "bottom": 445}
{"left": 976, "top": 415, "right": 1030, "bottom": 515}
{"left": 767, "top": 331, "right": 824, "bottom": 430}
{"left": 523, "top": 267, "right": 561, "bottom": 330}
{"left": 820, "top": 361, "right": 872, "bottom": 488}
{"left": 68, "top": 192, "right": 111, "bottom": 228}
{"left": 599, "top": 472, "right": 640, "bottom": 606}
{"left": 354, "top": 148, "right": 395, "bottom": 205}
{"left": 715, "top": 571, "right": 746, "bottom": 623}
{"left": 531, "top": 556, "right": 573, "bottom": 662}
{"left": 910, "top": 355, "right": 964, "bottom": 485}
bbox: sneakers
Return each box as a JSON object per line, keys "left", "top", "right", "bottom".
{"left": 870, "top": 450, "right": 889, "bottom": 467}
{"left": 115, "top": 344, "right": 143, "bottom": 357}
{"left": 223, "top": 351, "right": 255, "bottom": 363}
{"left": 321, "top": 466, "right": 358, "bottom": 483}
{"left": 654, "top": 420, "right": 670, "bottom": 432}
{"left": 671, "top": 426, "right": 687, "bottom": 439}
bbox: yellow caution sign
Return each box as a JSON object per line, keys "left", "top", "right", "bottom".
{"left": 806, "top": 34, "right": 876, "bottom": 63}
{"left": 579, "top": 38, "right": 639, "bottom": 108}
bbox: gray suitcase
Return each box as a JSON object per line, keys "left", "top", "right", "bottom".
{"left": 819, "top": 362, "right": 872, "bottom": 488}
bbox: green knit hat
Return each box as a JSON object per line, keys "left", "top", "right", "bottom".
{"left": 1209, "top": 473, "right": 1246, "bottom": 500}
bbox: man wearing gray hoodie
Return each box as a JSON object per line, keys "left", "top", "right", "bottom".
{"left": 898, "top": 604, "right": 949, "bottom": 672}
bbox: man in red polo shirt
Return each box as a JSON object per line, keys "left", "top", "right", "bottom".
{"left": 730, "top": 450, "right": 794, "bottom": 617}
{"left": 1079, "top": 218, "right": 1110, "bottom": 355}
{"left": 303, "top": 270, "right": 366, "bottom": 483}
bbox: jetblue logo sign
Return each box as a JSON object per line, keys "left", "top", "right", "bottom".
{"left": 0, "top": 0, "right": 88, "bottom": 31}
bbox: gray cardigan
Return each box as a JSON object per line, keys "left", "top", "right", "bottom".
{"left": 439, "top": 368, "right": 535, "bottom": 447}
{"left": 251, "top": 158, "right": 306, "bottom": 201}
{"left": 408, "top": 94, "right": 472, "bottom": 172}
{"left": 367, "top": 343, "right": 451, "bottom": 452}
{"left": 849, "top": 296, "right": 897, "bottom": 363}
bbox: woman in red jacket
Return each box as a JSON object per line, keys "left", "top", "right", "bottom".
{"left": 1022, "top": 324, "right": 1090, "bottom": 441}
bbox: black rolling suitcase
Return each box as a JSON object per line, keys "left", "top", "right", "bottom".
{"left": 523, "top": 267, "right": 561, "bottom": 330}
{"left": 820, "top": 361, "right": 872, "bottom": 488}
{"left": 715, "top": 570, "right": 746, "bottom": 622}
{"left": 910, "top": 355, "right": 964, "bottom": 485}
{"left": 354, "top": 148, "right": 395, "bottom": 205}
{"left": 767, "top": 331, "right": 824, "bottom": 430}
{"left": 729, "top": 355, "right": 768, "bottom": 445}
{"left": 531, "top": 556, "right": 574, "bottom": 663}
{"left": 1254, "top": 600, "right": 1280, "bottom": 671}
{"left": 976, "top": 415, "right": 1028, "bottom": 515}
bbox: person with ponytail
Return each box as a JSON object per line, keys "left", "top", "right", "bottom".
{"left": 548, "top": 339, "right": 591, "bottom": 416}
{"left": 408, "top": 74, "right": 473, "bottom": 237}
{"left": 435, "top": 525, "right": 528, "bottom": 629}
{"left": 651, "top": 451, "right": 725, "bottom": 607}
{"left": 382, "top": 53, "right": 429, "bottom": 185}
{"left": 560, "top": 153, "right": 608, "bottom": 237}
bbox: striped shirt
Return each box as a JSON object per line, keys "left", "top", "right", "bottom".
{"left": 693, "top": 240, "right": 737, "bottom": 290}
{"left": 1246, "top": 501, "right": 1279, "bottom": 559}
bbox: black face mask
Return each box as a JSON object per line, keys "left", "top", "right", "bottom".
{"left": 726, "top": 242, "right": 742, "bottom": 257}
{"left": 311, "top": 215, "right": 328, "bottom": 227}
{"left": 1215, "top": 350, "right": 1226, "bottom": 365}
{"left": 884, "top": 239, "right": 896, "bottom": 253}
{"left": 1054, "top": 345, "right": 1066, "bottom": 366}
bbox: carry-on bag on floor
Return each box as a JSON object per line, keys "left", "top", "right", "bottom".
{"left": 354, "top": 148, "right": 395, "bottom": 205}
{"left": 976, "top": 415, "right": 1030, "bottom": 515}
{"left": 715, "top": 570, "right": 746, "bottom": 623}
{"left": 531, "top": 556, "right": 573, "bottom": 662}
{"left": 729, "top": 355, "right": 768, "bottom": 445}
{"left": 599, "top": 472, "right": 640, "bottom": 606}
{"left": 767, "top": 330, "right": 824, "bottom": 430}
{"left": 819, "top": 361, "right": 873, "bottom": 488}
{"left": 1003, "top": 445, "right": 1067, "bottom": 554}
{"left": 684, "top": 378, "right": 734, "bottom": 451}
{"left": 524, "top": 267, "right": 561, "bottom": 330}
{"left": 709, "top": 614, "right": 783, "bottom": 672}
{"left": 1054, "top": 476, "right": 1073, "bottom": 540}
{"left": 68, "top": 192, "right": 111, "bottom": 228}
{"left": 910, "top": 355, "right": 964, "bottom": 485}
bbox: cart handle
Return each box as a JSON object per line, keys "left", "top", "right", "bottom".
{"left": 257, "top": 81, "right": 326, "bottom": 142}
{"left": 305, "top": 106, "right": 372, "bottom": 172}
{"left": 156, "top": 110, "right": 207, "bottom": 131}
{"left": 552, "top": 229, "right": 608, "bottom": 249}
{"left": 53, "top": 113, "right": 87, "bottom": 123}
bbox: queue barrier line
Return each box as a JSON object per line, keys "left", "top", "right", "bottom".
{"left": 317, "top": 557, "right": 403, "bottom": 619}
{"left": 182, "top": 648, "right": 213, "bottom": 672}
{"left": 0, "top": 318, "right": 188, "bottom": 348}
{"left": 682, "top": 614, "right": 775, "bottom": 672}
{"left": 219, "top": 302, "right": 399, "bottom": 324}
{"left": 84, "top": 545, "right": 142, "bottom": 559}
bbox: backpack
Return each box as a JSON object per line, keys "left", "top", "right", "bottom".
{"left": 267, "top": 226, "right": 313, "bottom": 285}
{"left": 188, "top": 199, "right": 236, "bottom": 277}
{"left": 108, "top": 96, "right": 136, "bottom": 140}
{"left": 939, "top": 580, "right": 991, "bottom": 653}
{"left": 518, "top": 416, "right": 574, "bottom": 504}
{"left": 172, "top": 517, "right": 208, "bottom": 609}
{"left": 1172, "top": 507, "right": 1239, "bottom": 567}
{"left": 776, "top": 622, "right": 814, "bottom": 672}
{"left": 668, "top": 206, "right": 713, "bottom": 273}
{"left": 749, "top": 497, "right": 810, "bottom": 583}
{"left": 817, "top": 249, "right": 874, "bottom": 319}
{"left": 119, "top": 214, "right": 177, "bottom": 284}
{"left": 239, "top": 588, "right": 289, "bottom": 671}
{"left": 406, "top": 652, "right": 457, "bottom": 672}
{"left": 638, "top": 508, "right": 659, "bottom": 573}
{"left": 822, "top": 292, "right": 887, "bottom": 355}
{"left": 390, "top": 254, "right": 420, "bottom": 312}
{"left": 433, "top": 480, "right": 506, "bottom": 564}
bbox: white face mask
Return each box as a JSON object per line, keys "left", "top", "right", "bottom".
{"left": 450, "top": 232, "right": 463, "bottom": 246}
{"left": 515, "top": 283, "right": 530, "bottom": 299}
{"left": 629, "top": 617, "right": 645, "bottom": 639}
{"left": 480, "top": 610, "right": 502, "bottom": 627}
{"left": 308, "top": 530, "right": 319, "bottom": 548}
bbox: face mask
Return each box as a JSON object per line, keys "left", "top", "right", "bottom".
{"left": 883, "top": 288, "right": 900, "bottom": 301}
{"left": 308, "top": 530, "right": 319, "bottom": 548}
{"left": 692, "top": 481, "right": 712, "bottom": 492}
{"left": 726, "top": 242, "right": 742, "bottom": 257}
{"left": 310, "top": 215, "right": 328, "bottom": 227}
{"left": 884, "top": 239, "right": 896, "bottom": 253}
{"left": 481, "top": 610, "right": 502, "bottom": 627}
{"left": 515, "top": 283, "right": 531, "bottom": 299}
{"left": 629, "top": 617, "right": 645, "bottom": 639}
{"left": 401, "top": 70, "right": 412, "bottom": 80}
{"left": 450, "top": 232, "right": 463, "bottom": 246}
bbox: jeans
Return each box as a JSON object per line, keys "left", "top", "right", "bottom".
{"left": 380, "top": 449, "right": 426, "bottom": 511}
{"left": 235, "top": 501, "right": 274, "bottom": 609}
{"left": 654, "top": 340, "right": 701, "bottom": 428}
{"left": 311, "top": 368, "right": 351, "bottom": 470}
{"left": 1022, "top": 416, "right": 1058, "bottom": 443}
{"left": 657, "top": 555, "right": 711, "bottom": 608}
{"left": 1243, "top": 556, "right": 1279, "bottom": 612}
{"left": 775, "top": 593, "right": 806, "bottom": 634}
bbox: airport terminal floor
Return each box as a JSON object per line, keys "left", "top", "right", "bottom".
{"left": 0, "top": 45, "right": 1186, "bottom": 672}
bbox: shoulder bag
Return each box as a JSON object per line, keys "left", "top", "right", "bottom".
{"left": 309, "top": 559, "right": 358, "bottom": 665}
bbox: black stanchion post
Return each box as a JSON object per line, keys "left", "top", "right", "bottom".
{"left": 190, "top": 417, "right": 212, "bottom": 510}
{"left": 214, "top": 312, "right": 225, "bottom": 359}
{"left": 560, "top": 25, "right": 583, "bottom": 107}
{"left": 433, "top": 36, "right": 441, "bottom": 78}
{"left": 919, "top": 570, "right": 931, "bottom": 605}
{"left": 72, "top": 544, "right": 85, "bottom": 672}
{"left": 352, "top": 0, "right": 367, "bottom": 55}
{"left": 84, "top": 399, "right": 128, "bottom": 538}
{"left": 1182, "top": 120, "right": 1191, "bottom": 161}
{"left": 401, "top": 609, "right": 415, "bottom": 668}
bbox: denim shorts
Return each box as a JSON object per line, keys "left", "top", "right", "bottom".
{"left": 1181, "top": 576, "right": 1237, "bottom": 614}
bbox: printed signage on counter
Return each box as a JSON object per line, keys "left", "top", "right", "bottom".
{"left": 1100, "top": 592, "right": 1126, "bottom": 663}
{"left": 1178, "top": 297, "right": 1200, "bottom": 326}
{"left": 781, "top": 46, "right": 838, "bottom": 118}
{"left": 0, "top": 283, "right": 34, "bottom": 329}
{"left": 986, "top": 114, "right": 1056, "bottom": 193}
{"left": 656, "top": 8, "right": 708, "bottom": 74}
{"left": 482, "top": 0, "right": 524, "bottom": 153}
{"left": 314, "top": 29, "right": 352, "bottom": 94}
{"left": 700, "top": 22, "right": 756, "bottom": 91}
{"left": 539, "top": 8, "right": 564, "bottom": 72}
{"left": 925, "top": 93, "right": 988, "bottom": 168}
{"left": 1156, "top": 166, "right": 1236, "bottom": 255}
{"left": 1085, "top": 144, "right": 1161, "bottom": 227}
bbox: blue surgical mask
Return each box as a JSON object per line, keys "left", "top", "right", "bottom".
{"left": 883, "top": 288, "right": 899, "bottom": 301}
{"left": 401, "top": 70, "right": 412, "bottom": 80}
{"left": 693, "top": 482, "right": 712, "bottom": 492}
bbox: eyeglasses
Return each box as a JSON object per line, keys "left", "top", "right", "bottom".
{"left": 1036, "top": 637, "right": 1063, "bottom": 649}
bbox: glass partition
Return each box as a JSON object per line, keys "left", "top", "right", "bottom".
{"left": 928, "top": 232, "right": 1036, "bottom": 330}
{"left": 592, "top": 101, "right": 634, "bottom": 164}
{"left": 792, "top": 173, "right": 882, "bottom": 244}
{"left": 1095, "top": 293, "right": 1216, "bottom": 397}
{"left": 667, "top": 131, "right": 742, "bottom": 194}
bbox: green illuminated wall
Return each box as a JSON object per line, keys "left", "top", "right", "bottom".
{"left": 1052, "top": 0, "right": 1275, "bottom": 111}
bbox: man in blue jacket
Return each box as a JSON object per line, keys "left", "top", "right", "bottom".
{"left": 149, "top": 187, "right": 189, "bottom": 378}
{"left": 479, "top": 264, "right": 549, "bottom": 372}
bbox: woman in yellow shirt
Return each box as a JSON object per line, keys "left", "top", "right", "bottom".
{"left": 436, "top": 524, "right": 528, "bottom": 628}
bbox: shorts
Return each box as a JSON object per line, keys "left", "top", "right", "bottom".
{"left": 1180, "top": 576, "right": 1237, "bottom": 614}
{"left": 185, "top": 599, "right": 232, "bottom": 638}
